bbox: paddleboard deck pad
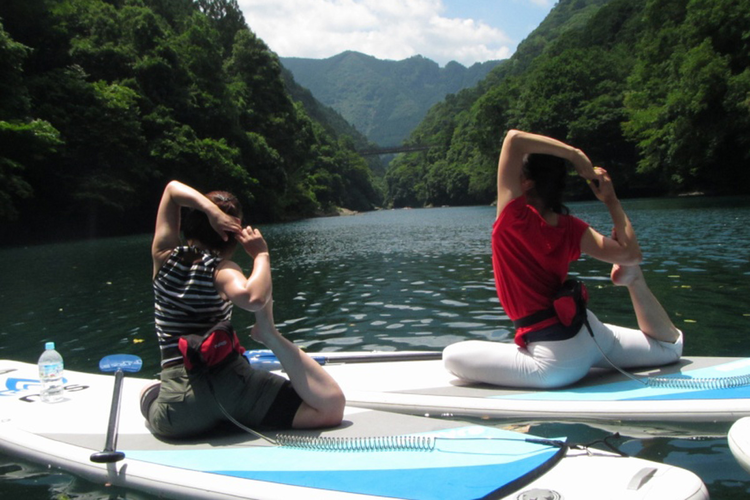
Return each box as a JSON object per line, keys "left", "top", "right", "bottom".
{"left": 313, "top": 354, "right": 750, "bottom": 424}
{"left": 0, "top": 359, "right": 708, "bottom": 500}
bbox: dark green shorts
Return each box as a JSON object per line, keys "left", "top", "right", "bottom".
{"left": 148, "top": 356, "right": 302, "bottom": 438}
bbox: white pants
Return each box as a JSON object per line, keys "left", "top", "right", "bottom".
{"left": 442, "top": 310, "right": 683, "bottom": 389}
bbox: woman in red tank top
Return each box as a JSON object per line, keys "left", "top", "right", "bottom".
{"left": 443, "top": 130, "right": 682, "bottom": 388}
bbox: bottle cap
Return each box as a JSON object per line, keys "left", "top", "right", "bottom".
{"left": 45, "top": 342, "right": 55, "bottom": 350}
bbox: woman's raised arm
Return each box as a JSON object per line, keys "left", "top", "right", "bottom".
{"left": 496, "top": 130, "right": 595, "bottom": 217}
{"left": 152, "top": 181, "right": 241, "bottom": 276}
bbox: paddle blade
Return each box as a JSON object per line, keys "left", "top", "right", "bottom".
{"left": 245, "top": 349, "right": 325, "bottom": 371}
{"left": 99, "top": 354, "right": 142, "bottom": 373}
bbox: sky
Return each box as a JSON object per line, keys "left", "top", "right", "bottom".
{"left": 236, "top": 0, "right": 556, "bottom": 67}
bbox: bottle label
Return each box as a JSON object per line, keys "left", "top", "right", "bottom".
{"left": 40, "top": 364, "right": 63, "bottom": 378}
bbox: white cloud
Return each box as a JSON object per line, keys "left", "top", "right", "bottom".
{"left": 237, "top": 0, "right": 513, "bottom": 66}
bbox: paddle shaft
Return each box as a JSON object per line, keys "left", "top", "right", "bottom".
{"left": 90, "top": 368, "right": 125, "bottom": 463}
{"left": 317, "top": 351, "right": 442, "bottom": 364}
{"left": 247, "top": 350, "right": 442, "bottom": 368}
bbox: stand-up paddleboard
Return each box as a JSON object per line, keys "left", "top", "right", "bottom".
{"left": 728, "top": 417, "right": 750, "bottom": 474}
{"left": 253, "top": 351, "right": 750, "bottom": 424}
{"left": 0, "top": 359, "right": 709, "bottom": 500}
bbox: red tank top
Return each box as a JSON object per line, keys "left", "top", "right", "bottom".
{"left": 492, "top": 197, "right": 589, "bottom": 347}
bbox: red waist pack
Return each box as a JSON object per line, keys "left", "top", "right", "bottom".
{"left": 553, "top": 279, "right": 589, "bottom": 328}
{"left": 178, "top": 321, "right": 246, "bottom": 372}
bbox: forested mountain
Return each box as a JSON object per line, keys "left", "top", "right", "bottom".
{"left": 278, "top": 66, "right": 386, "bottom": 179}
{"left": 281, "top": 52, "right": 503, "bottom": 147}
{"left": 0, "top": 0, "right": 382, "bottom": 244}
{"left": 386, "top": 0, "right": 750, "bottom": 208}
{"left": 4, "top": 0, "right": 748, "bottom": 244}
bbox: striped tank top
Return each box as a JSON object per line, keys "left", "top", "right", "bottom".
{"left": 153, "top": 246, "right": 232, "bottom": 368}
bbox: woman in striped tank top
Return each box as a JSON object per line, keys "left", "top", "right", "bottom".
{"left": 143, "top": 181, "right": 345, "bottom": 438}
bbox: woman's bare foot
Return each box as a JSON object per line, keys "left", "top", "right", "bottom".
{"left": 611, "top": 263, "right": 644, "bottom": 287}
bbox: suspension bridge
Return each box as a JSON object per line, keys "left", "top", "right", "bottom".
{"left": 357, "top": 145, "right": 435, "bottom": 156}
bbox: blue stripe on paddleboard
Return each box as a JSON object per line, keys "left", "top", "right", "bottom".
{"left": 125, "top": 426, "right": 563, "bottom": 499}
{"left": 221, "top": 457, "right": 555, "bottom": 500}
{"left": 495, "top": 358, "right": 750, "bottom": 401}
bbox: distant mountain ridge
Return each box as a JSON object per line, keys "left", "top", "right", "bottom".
{"left": 281, "top": 51, "right": 503, "bottom": 147}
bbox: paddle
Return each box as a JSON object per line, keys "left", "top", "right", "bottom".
{"left": 90, "top": 354, "right": 143, "bottom": 464}
{"left": 245, "top": 349, "right": 442, "bottom": 369}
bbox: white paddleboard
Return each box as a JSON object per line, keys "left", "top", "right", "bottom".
{"left": 304, "top": 353, "right": 750, "bottom": 424}
{"left": 728, "top": 417, "right": 750, "bottom": 474}
{"left": 0, "top": 358, "right": 708, "bottom": 500}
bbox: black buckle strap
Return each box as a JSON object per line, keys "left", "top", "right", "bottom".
{"left": 513, "top": 308, "right": 556, "bottom": 329}
{"left": 523, "top": 323, "right": 580, "bottom": 343}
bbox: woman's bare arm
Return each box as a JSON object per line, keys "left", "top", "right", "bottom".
{"left": 496, "top": 130, "right": 595, "bottom": 217}
{"left": 152, "top": 181, "right": 241, "bottom": 277}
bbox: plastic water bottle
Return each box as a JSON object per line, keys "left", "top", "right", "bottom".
{"left": 38, "top": 342, "right": 64, "bottom": 403}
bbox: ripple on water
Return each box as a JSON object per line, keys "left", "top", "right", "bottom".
{"left": 384, "top": 304, "right": 426, "bottom": 311}
{"left": 324, "top": 336, "right": 363, "bottom": 347}
{"left": 440, "top": 299, "right": 469, "bottom": 307}
{"left": 445, "top": 322, "right": 487, "bottom": 329}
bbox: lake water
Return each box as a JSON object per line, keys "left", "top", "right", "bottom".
{"left": 1, "top": 196, "right": 749, "bottom": 499}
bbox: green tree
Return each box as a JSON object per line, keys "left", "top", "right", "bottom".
{"left": 387, "top": 0, "right": 645, "bottom": 207}
{"left": 0, "top": 21, "right": 62, "bottom": 222}
{"left": 624, "top": 0, "right": 750, "bottom": 193}
{"left": 0, "top": 120, "right": 62, "bottom": 221}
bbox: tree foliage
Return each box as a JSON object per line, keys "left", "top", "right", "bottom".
{"left": 386, "top": 0, "right": 750, "bottom": 208}
{"left": 0, "top": 0, "right": 381, "bottom": 243}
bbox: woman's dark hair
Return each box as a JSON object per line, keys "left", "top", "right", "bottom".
{"left": 182, "top": 191, "right": 243, "bottom": 253}
{"left": 522, "top": 153, "right": 570, "bottom": 215}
